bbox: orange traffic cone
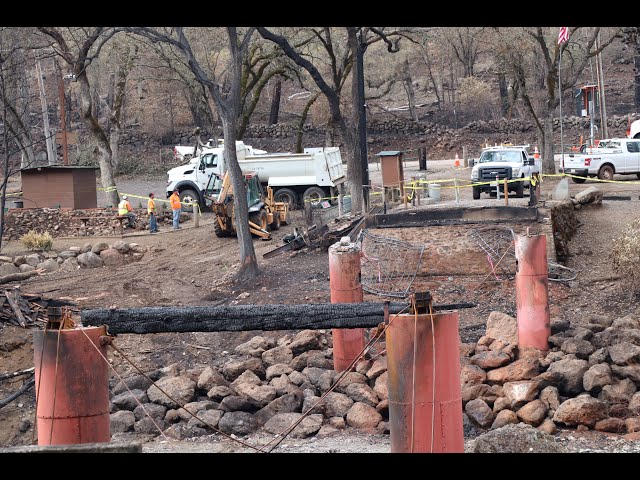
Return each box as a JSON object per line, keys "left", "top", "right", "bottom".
{"left": 534, "top": 146, "right": 540, "bottom": 159}
{"left": 454, "top": 153, "right": 460, "bottom": 167}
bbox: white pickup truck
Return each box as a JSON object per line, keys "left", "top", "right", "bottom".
{"left": 166, "top": 141, "right": 346, "bottom": 209}
{"left": 470, "top": 145, "right": 540, "bottom": 199}
{"left": 561, "top": 138, "right": 640, "bottom": 183}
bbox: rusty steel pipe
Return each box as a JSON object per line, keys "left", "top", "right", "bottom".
{"left": 515, "top": 233, "right": 551, "bottom": 351}
{"left": 386, "top": 311, "right": 464, "bottom": 453}
{"left": 329, "top": 239, "right": 365, "bottom": 372}
{"left": 34, "top": 326, "right": 110, "bottom": 445}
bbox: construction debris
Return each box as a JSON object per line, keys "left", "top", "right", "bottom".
{"left": 0, "top": 288, "right": 75, "bottom": 328}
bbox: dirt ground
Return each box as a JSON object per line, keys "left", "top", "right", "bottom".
{"left": 2, "top": 158, "right": 640, "bottom": 452}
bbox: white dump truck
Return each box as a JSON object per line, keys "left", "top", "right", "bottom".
{"left": 166, "top": 141, "right": 346, "bottom": 209}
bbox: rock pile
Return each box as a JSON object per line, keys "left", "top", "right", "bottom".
{"left": 461, "top": 311, "right": 640, "bottom": 436}
{"left": 109, "top": 329, "right": 390, "bottom": 440}
{"left": 0, "top": 240, "right": 145, "bottom": 275}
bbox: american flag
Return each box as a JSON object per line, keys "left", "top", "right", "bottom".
{"left": 558, "top": 26, "right": 569, "bottom": 45}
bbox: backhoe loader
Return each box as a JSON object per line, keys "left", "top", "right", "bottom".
{"left": 205, "top": 171, "right": 290, "bottom": 240}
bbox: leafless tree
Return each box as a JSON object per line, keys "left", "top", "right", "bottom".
{"left": 128, "top": 27, "right": 260, "bottom": 281}
{"left": 35, "top": 27, "right": 122, "bottom": 207}
{"left": 621, "top": 28, "right": 640, "bottom": 110}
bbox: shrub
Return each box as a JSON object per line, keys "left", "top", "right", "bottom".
{"left": 611, "top": 218, "right": 640, "bottom": 294}
{"left": 20, "top": 230, "right": 53, "bottom": 251}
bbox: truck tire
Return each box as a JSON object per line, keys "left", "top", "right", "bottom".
{"left": 179, "top": 189, "right": 199, "bottom": 212}
{"left": 249, "top": 209, "right": 269, "bottom": 235}
{"left": 598, "top": 164, "right": 614, "bottom": 181}
{"left": 213, "top": 218, "right": 230, "bottom": 238}
{"left": 302, "top": 186, "right": 326, "bottom": 205}
{"left": 515, "top": 179, "right": 524, "bottom": 198}
{"left": 472, "top": 185, "right": 481, "bottom": 200}
{"left": 571, "top": 176, "right": 587, "bottom": 184}
{"left": 274, "top": 188, "right": 298, "bottom": 210}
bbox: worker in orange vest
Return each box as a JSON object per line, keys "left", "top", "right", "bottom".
{"left": 147, "top": 192, "right": 159, "bottom": 234}
{"left": 170, "top": 188, "right": 181, "bottom": 229}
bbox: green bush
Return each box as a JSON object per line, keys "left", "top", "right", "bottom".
{"left": 612, "top": 218, "right": 640, "bottom": 294}
{"left": 20, "top": 230, "right": 53, "bottom": 251}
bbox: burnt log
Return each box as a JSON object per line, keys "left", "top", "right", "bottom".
{"left": 81, "top": 302, "right": 475, "bottom": 335}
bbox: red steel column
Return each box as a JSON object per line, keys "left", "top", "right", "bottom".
{"left": 34, "top": 326, "right": 110, "bottom": 445}
{"left": 386, "top": 311, "right": 464, "bottom": 453}
{"left": 329, "top": 238, "right": 365, "bottom": 372}
{"left": 515, "top": 233, "right": 551, "bottom": 351}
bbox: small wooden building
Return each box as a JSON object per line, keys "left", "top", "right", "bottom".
{"left": 376, "top": 150, "right": 405, "bottom": 202}
{"left": 20, "top": 165, "right": 98, "bottom": 209}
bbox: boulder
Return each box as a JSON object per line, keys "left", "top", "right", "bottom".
{"left": 471, "top": 351, "right": 512, "bottom": 369}
{"left": 233, "top": 383, "right": 278, "bottom": 408}
{"left": 594, "top": 417, "right": 626, "bottom": 433}
{"left": 133, "top": 403, "right": 166, "bottom": 421}
{"left": 91, "top": 242, "right": 110, "bottom": 254}
{"left": 462, "top": 384, "right": 491, "bottom": 404}
{"left": 19, "top": 264, "right": 35, "bottom": 273}
{"left": 235, "top": 336, "right": 272, "bottom": 357}
{"left": 80, "top": 243, "right": 93, "bottom": 253}
{"left": 560, "top": 338, "right": 595, "bottom": 359}
{"left": 324, "top": 392, "right": 354, "bottom": 418}
{"left": 306, "top": 351, "right": 333, "bottom": 369}
{"left": 625, "top": 417, "right": 640, "bottom": 433}
{"left": 112, "top": 240, "right": 130, "bottom": 254}
{"left": 288, "top": 330, "right": 322, "bottom": 355}
{"left": 206, "top": 385, "right": 234, "bottom": 402}
{"left": 197, "top": 366, "right": 229, "bottom": 391}
{"left": 553, "top": 396, "right": 607, "bottom": 427}
{"left": 344, "top": 383, "right": 379, "bottom": 407}
{"left": 610, "top": 365, "right": 640, "bottom": 386}
{"left": 0, "top": 263, "right": 19, "bottom": 276}
{"left": 266, "top": 363, "right": 293, "bottom": 380}
{"left": 263, "top": 413, "right": 322, "bottom": 438}
{"left": 373, "top": 371, "right": 388, "bottom": 399}
{"left": 253, "top": 393, "right": 302, "bottom": 426}
{"left": 217, "top": 411, "right": 258, "bottom": 436}
{"left": 547, "top": 358, "right": 589, "bottom": 396}
{"left": 630, "top": 392, "right": 640, "bottom": 415}
{"left": 288, "top": 371, "right": 307, "bottom": 386}
{"left": 593, "top": 328, "right": 640, "bottom": 349}
{"left": 60, "top": 257, "right": 79, "bottom": 271}
{"left": 333, "top": 372, "right": 367, "bottom": 394}
{"left": 112, "top": 374, "right": 152, "bottom": 395}
{"left": 461, "top": 364, "right": 487, "bottom": 386}
{"left": 176, "top": 400, "right": 218, "bottom": 421}
{"left": 269, "top": 374, "right": 298, "bottom": 397}
{"left": 100, "top": 248, "right": 124, "bottom": 267}
{"left": 493, "top": 397, "right": 511, "bottom": 413}
{"left": 366, "top": 357, "right": 387, "bottom": 380}
{"left": 611, "top": 316, "right": 640, "bottom": 329}
{"left": 491, "top": 409, "right": 518, "bottom": 429}
{"left": 134, "top": 417, "right": 166, "bottom": 435}
{"left": 582, "top": 363, "right": 613, "bottom": 392}
{"left": 262, "top": 345, "right": 294, "bottom": 366}
{"left": 472, "top": 423, "right": 566, "bottom": 453}
{"left": 539, "top": 386, "right": 561, "bottom": 411}
{"left": 486, "top": 357, "right": 540, "bottom": 384}
{"left": 222, "top": 358, "right": 265, "bottom": 381}
{"left": 516, "top": 400, "right": 548, "bottom": 427}
{"left": 346, "top": 402, "right": 383, "bottom": 429}
{"left": 537, "top": 419, "right": 558, "bottom": 435}
{"left": 608, "top": 341, "right": 640, "bottom": 366}
{"left": 77, "top": 251, "right": 104, "bottom": 268}
{"left": 110, "top": 410, "right": 135, "bottom": 433}
{"left": 230, "top": 370, "right": 262, "bottom": 388}
{"left": 146, "top": 376, "right": 196, "bottom": 409}
{"left": 25, "top": 254, "right": 41, "bottom": 267}
{"left": 187, "top": 409, "right": 224, "bottom": 430}
{"left": 502, "top": 381, "right": 540, "bottom": 409}
{"left": 486, "top": 311, "right": 518, "bottom": 345}
{"left": 588, "top": 348, "right": 609, "bottom": 366}
{"left": 111, "top": 389, "right": 148, "bottom": 411}
{"left": 598, "top": 379, "right": 637, "bottom": 403}
{"left": 57, "top": 250, "right": 77, "bottom": 260}
{"left": 465, "top": 398, "right": 494, "bottom": 428}
{"left": 36, "top": 259, "right": 59, "bottom": 273}
{"left": 219, "top": 395, "right": 255, "bottom": 412}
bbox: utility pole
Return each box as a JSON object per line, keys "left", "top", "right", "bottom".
{"left": 595, "top": 32, "right": 609, "bottom": 139}
{"left": 58, "top": 76, "right": 69, "bottom": 166}
{"left": 36, "top": 60, "right": 56, "bottom": 165}
{"left": 356, "top": 30, "right": 369, "bottom": 211}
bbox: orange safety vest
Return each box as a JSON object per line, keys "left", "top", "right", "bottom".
{"left": 170, "top": 193, "right": 181, "bottom": 210}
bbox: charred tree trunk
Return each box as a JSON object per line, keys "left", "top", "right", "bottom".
{"left": 296, "top": 92, "right": 318, "bottom": 153}
{"left": 268, "top": 77, "right": 281, "bottom": 125}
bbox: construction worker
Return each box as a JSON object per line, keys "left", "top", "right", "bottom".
{"left": 147, "top": 192, "right": 159, "bottom": 233}
{"left": 170, "top": 188, "right": 181, "bottom": 229}
{"left": 118, "top": 195, "right": 136, "bottom": 228}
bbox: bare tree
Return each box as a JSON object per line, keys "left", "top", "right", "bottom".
{"left": 501, "top": 27, "right": 619, "bottom": 173}
{"left": 36, "top": 27, "right": 121, "bottom": 207}
{"left": 445, "top": 27, "right": 485, "bottom": 77}
{"left": 129, "top": 27, "right": 260, "bottom": 281}
{"left": 622, "top": 27, "right": 640, "bottom": 110}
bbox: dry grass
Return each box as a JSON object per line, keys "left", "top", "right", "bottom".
{"left": 19, "top": 230, "right": 53, "bottom": 251}
{"left": 611, "top": 218, "right": 640, "bottom": 293}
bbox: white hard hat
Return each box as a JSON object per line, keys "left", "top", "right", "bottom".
{"left": 122, "top": 195, "right": 128, "bottom": 200}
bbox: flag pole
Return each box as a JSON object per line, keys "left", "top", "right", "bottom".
{"left": 559, "top": 45, "right": 564, "bottom": 174}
